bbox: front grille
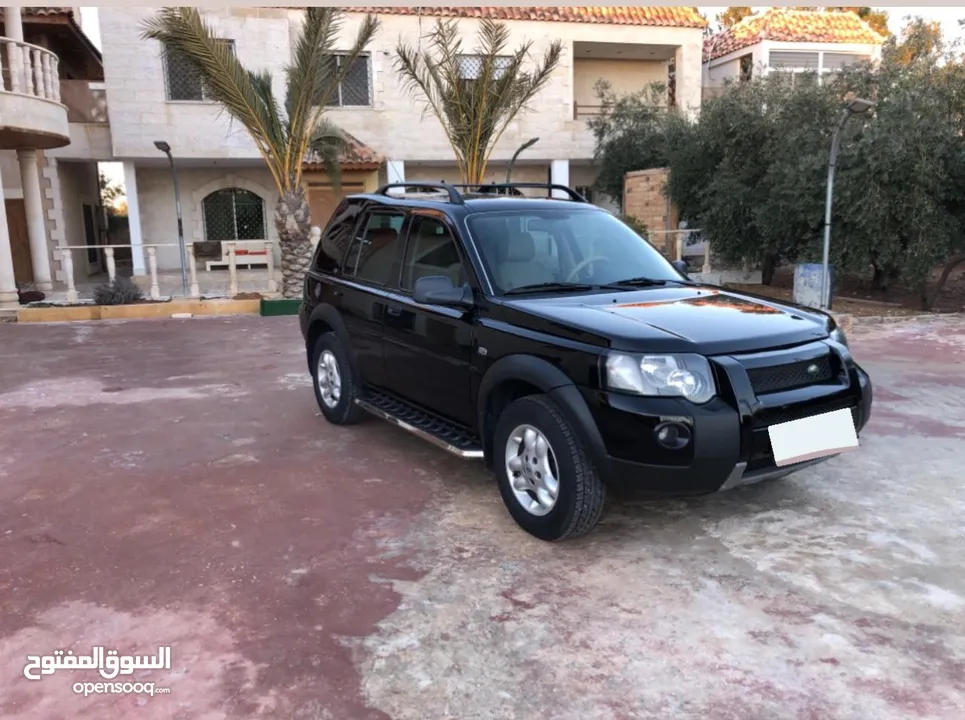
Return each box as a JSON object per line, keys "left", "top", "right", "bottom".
{"left": 746, "top": 354, "right": 835, "bottom": 395}
{"left": 754, "top": 396, "right": 856, "bottom": 429}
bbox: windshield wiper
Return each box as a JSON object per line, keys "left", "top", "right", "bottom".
{"left": 606, "top": 276, "right": 669, "bottom": 287}
{"left": 504, "top": 281, "right": 596, "bottom": 295}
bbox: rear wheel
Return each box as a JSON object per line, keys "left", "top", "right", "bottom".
{"left": 493, "top": 395, "right": 606, "bottom": 541}
{"left": 311, "top": 332, "right": 364, "bottom": 425}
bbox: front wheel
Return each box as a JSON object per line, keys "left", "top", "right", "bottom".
{"left": 493, "top": 395, "right": 606, "bottom": 541}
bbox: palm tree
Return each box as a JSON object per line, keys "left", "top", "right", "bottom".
{"left": 394, "top": 18, "right": 562, "bottom": 185}
{"left": 140, "top": 7, "right": 378, "bottom": 297}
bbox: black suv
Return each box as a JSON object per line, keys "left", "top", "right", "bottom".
{"left": 299, "top": 182, "right": 873, "bottom": 541}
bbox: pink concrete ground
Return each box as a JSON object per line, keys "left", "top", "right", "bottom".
{"left": 0, "top": 314, "right": 963, "bottom": 719}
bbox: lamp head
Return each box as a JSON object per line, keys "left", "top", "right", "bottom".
{"left": 154, "top": 140, "right": 171, "bottom": 154}
{"left": 522, "top": 137, "right": 539, "bottom": 150}
{"left": 846, "top": 97, "right": 875, "bottom": 115}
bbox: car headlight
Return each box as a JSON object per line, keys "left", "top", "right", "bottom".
{"left": 829, "top": 326, "right": 849, "bottom": 348}
{"left": 605, "top": 353, "right": 716, "bottom": 404}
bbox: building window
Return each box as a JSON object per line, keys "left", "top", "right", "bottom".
{"left": 163, "top": 40, "right": 235, "bottom": 101}
{"left": 457, "top": 54, "right": 512, "bottom": 80}
{"left": 202, "top": 188, "right": 266, "bottom": 241}
{"left": 767, "top": 50, "right": 870, "bottom": 86}
{"left": 322, "top": 54, "right": 372, "bottom": 107}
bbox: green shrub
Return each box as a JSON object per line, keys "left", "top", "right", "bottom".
{"left": 621, "top": 214, "right": 649, "bottom": 238}
{"left": 93, "top": 276, "right": 144, "bottom": 305}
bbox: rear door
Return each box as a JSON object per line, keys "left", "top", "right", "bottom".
{"left": 330, "top": 206, "right": 408, "bottom": 389}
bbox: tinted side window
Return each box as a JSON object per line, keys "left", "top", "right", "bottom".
{"left": 401, "top": 215, "right": 464, "bottom": 290}
{"left": 343, "top": 211, "right": 405, "bottom": 285}
{"left": 312, "top": 199, "right": 360, "bottom": 273}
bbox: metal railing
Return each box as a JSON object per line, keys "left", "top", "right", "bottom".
{"left": 1, "top": 38, "right": 60, "bottom": 101}
{"left": 573, "top": 102, "right": 669, "bottom": 120}
{"left": 55, "top": 242, "right": 277, "bottom": 303}
{"left": 646, "top": 228, "right": 712, "bottom": 273}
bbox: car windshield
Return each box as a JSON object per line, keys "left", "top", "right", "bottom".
{"left": 466, "top": 208, "right": 684, "bottom": 295}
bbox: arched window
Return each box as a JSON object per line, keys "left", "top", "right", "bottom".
{"left": 202, "top": 188, "right": 266, "bottom": 241}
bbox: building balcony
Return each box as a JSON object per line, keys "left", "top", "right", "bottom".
{"left": 0, "top": 36, "right": 70, "bottom": 150}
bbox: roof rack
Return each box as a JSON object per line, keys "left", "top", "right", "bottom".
{"left": 374, "top": 182, "right": 465, "bottom": 205}
{"left": 455, "top": 182, "right": 590, "bottom": 203}
{"left": 373, "top": 181, "right": 590, "bottom": 205}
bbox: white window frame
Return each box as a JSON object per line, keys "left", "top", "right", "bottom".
{"left": 765, "top": 49, "right": 869, "bottom": 86}
{"left": 163, "top": 39, "right": 236, "bottom": 103}
{"left": 324, "top": 53, "right": 373, "bottom": 108}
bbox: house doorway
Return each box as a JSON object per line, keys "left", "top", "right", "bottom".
{"left": 82, "top": 203, "right": 103, "bottom": 275}
{"left": 307, "top": 182, "right": 365, "bottom": 230}
{"left": 4, "top": 199, "right": 33, "bottom": 285}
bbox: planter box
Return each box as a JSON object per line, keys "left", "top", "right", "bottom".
{"left": 260, "top": 298, "right": 301, "bottom": 317}
{"left": 17, "top": 298, "right": 261, "bottom": 324}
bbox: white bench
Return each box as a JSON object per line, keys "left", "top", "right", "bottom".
{"left": 205, "top": 240, "right": 270, "bottom": 272}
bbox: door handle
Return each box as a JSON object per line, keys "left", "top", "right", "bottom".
{"left": 386, "top": 304, "right": 402, "bottom": 317}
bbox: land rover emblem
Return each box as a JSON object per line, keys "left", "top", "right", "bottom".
{"left": 806, "top": 363, "right": 819, "bottom": 375}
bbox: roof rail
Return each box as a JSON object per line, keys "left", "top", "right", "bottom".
{"left": 453, "top": 182, "right": 590, "bottom": 203}
{"left": 374, "top": 182, "right": 465, "bottom": 205}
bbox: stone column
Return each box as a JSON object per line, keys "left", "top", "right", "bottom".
{"left": 17, "top": 149, "right": 53, "bottom": 290}
{"left": 550, "top": 159, "right": 570, "bottom": 199}
{"left": 0, "top": 188, "right": 18, "bottom": 309}
{"left": 674, "top": 42, "right": 703, "bottom": 119}
{"left": 386, "top": 160, "right": 405, "bottom": 195}
{"left": 122, "top": 160, "right": 147, "bottom": 275}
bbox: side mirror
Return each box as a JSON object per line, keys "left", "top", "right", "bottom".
{"left": 672, "top": 259, "right": 690, "bottom": 276}
{"left": 413, "top": 275, "right": 474, "bottom": 308}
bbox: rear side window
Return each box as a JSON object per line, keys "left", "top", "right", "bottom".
{"left": 401, "top": 215, "right": 464, "bottom": 290}
{"left": 342, "top": 211, "right": 406, "bottom": 285}
{"left": 312, "top": 199, "right": 360, "bottom": 273}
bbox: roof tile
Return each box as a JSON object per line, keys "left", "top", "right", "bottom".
{"left": 704, "top": 8, "right": 884, "bottom": 63}
{"left": 303, "top": 132, "right": 384, "bottom": 169}
{"left": 353, "top": 6, "right": 706, "bottom": 29}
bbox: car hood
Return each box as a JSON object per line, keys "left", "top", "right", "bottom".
{"left": 500, "top": 285, "right": 832, "bottom": 355}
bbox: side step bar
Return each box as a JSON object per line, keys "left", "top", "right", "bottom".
{"left": 355, "top": 392, "right": 484, "bottom": 459}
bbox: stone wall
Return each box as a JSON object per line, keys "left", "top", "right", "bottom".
{"left": 622, "top": 168, "right": 680, "bottom": 256}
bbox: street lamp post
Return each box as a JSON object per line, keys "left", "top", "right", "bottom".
{"left": 820, "top": 97, "right": 874, "bottom": 310}
{"left": 153, "top": 140, "right": 189, "bottom": 296}
{"left": 506, "top": 137, "right": 540, "bottom": 184}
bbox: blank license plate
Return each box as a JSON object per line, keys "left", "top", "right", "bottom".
{"left": 767, "top": 407, "right": 859, "bottom": 467}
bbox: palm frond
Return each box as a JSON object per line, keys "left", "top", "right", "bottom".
{"left": 394, "top": 18, "right": 562, "bottom": 182}
{"left": 289, "top": 12, "right": 378, "bottom": 188}
{"left": 139, "top": 7, "right": 288, "bottom": 190}
{"left": 306, "top": 117, "right": 351, "bottom": 193}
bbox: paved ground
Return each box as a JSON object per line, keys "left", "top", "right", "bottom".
{"left": 0, "top": 314, "right": 963, "bottom": 719}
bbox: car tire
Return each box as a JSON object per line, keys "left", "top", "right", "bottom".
{"left": 493, "top": 394, "right": 606, "bottom": 541}
{"left": 311, "top": 331, "right": 364, "bottom": 425}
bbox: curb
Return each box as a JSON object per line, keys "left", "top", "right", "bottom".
{"left": 16, "top": 298, "right": 261, "bottom": 323}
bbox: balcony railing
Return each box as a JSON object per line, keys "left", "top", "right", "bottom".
{"left": 0, "top": 37, "right": 61, "bottom": 102}
{"left": 573, "top": 101, "right": 669, "bottom": 120}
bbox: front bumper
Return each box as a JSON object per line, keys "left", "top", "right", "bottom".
{"left": 577, "top": 340, "right": 873, "bottom": 495}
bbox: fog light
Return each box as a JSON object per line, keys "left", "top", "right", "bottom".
{"left": 654, "top": 421, "right": 691, "bottom": 450}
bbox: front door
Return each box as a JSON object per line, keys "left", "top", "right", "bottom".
{"left": 383, "top": 211, "right": 475, "bottom": 426}
{"left": 336, "top": 206, "right": 407, "bottom": 388}
{"left": 4, "top": 199, "right": 32, "bottom": 285}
